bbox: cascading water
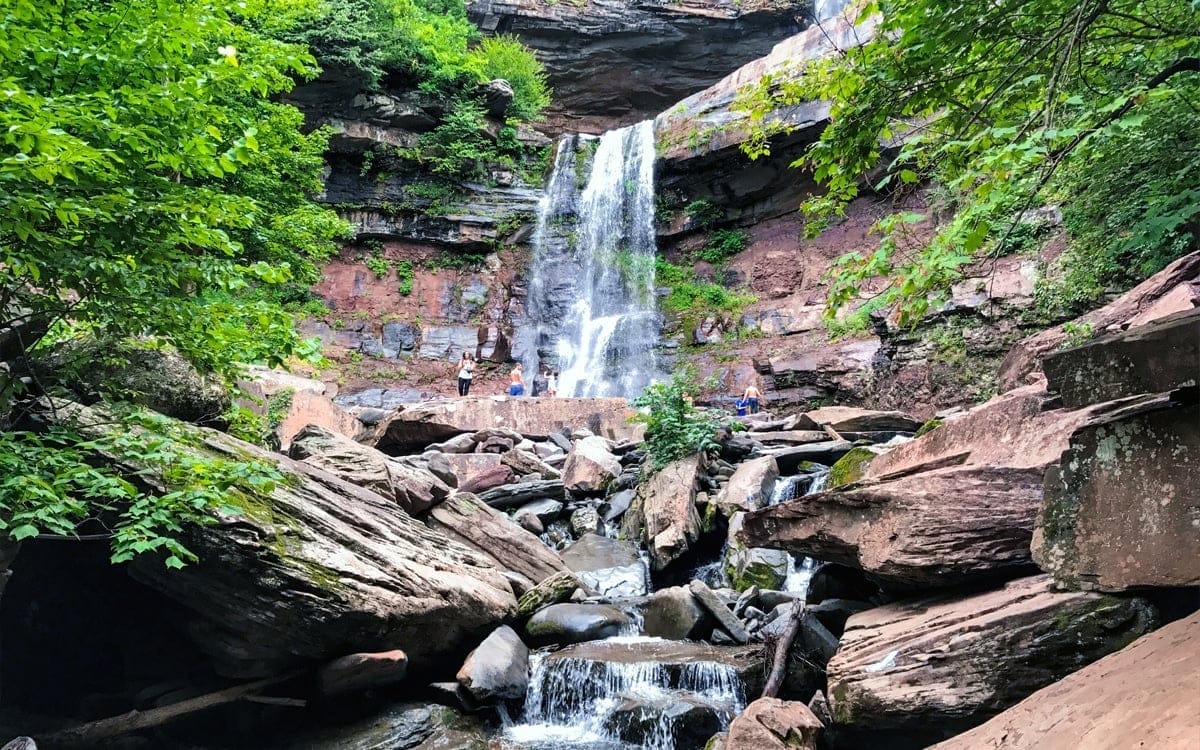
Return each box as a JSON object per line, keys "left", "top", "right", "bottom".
{"left": 518, "top": 121, "right": 662, "bottom": 397}
{"left": 506, "top": 644, "right": 746, "bottom": 749}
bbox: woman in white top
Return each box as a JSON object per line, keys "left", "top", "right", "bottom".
{"left": 456, "top": 353, "right": 475, "bottom": 396}
{"left": 546, "top": 369, "right": 558, "bottom": 397}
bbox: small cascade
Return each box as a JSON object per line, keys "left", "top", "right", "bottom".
{"left": 767, "top": 468, "right": 830, "bottom": 507}
{"left": 518, "top": 121, "right": 662, "bottom": 397}
{"left": 506, "top": 646, "right": 746, "bottom": 749}
{"left": 784, "top": 555, "right": 818, "bottom": 598}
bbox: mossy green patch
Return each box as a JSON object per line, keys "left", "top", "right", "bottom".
{"left": 828, "top": 446, "right": 878, "bottom": 489}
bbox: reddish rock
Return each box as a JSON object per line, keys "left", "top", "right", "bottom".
{"left": 636, "top": 455, "right": 703, "bottom": 571}
{"left": 828, "top": 576, "right": 1157, "bottom": 735}
{"left": 714, "top": 456, "right": 779, "bottom": 514}
{"left": 1034, "top": 397, "right": 1200, "bottom": 591}
{"left": 237, "top": 367, "right": 362, "bottom": 450}
{"left": 318, "top": 649, "right": 408, "bottom": 696}
{"left": 740, "top": 464, "right": 1045, "bottom": 588}
{"left": 435, "top": 453, "right": 505, "bottom": 488}
{"left": 561, "top": 436, "right": 621, "bottom": 495}
{"left": 802, "top": 406, "right": 921, "bottom": 433}
{"left": 724, "top": 697, "right": 822, "bottom": 750}
{"left": 929, "top": 611, "right": 1200, "bottom": 750}
{"left": 458, "top": 463, "right": 516, "bottom": 494}
{"left": 1041, "top": 308, "right": 1200, "bottom": 409}
{"left": 998, "top": 250, "right": 1200, "bottom": 391}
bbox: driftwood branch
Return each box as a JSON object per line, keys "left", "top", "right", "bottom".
{"left": 44, "top": 669, "right": 304, "bottom": 746}
{"left": 763, "top": 599, "right": 805, "bottom": 698}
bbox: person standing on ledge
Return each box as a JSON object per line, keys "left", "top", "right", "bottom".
{"left": 741, "top": 383, "right": 763, "bottom": 415}
{"left": 508, "top": 362, "right": 525, "bottom": 397}
{"left": 456, "top": 352, "right": 475, "bottom": 397}
{"left": 547, "top": 369, "right": 559, "bottom": 397}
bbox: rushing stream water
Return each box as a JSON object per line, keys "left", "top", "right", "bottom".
{"left": 518, "top": 121, "right": 662, "bottom": 397}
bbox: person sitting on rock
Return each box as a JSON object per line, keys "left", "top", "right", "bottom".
{"left": 508, "top": 363, "right": 525, "bottom": 397}
{"left": 456, "top": 352, "right": 475, "bottom": 397}
{"left": 741, "top": 383, "right": 763, "bottom": 414}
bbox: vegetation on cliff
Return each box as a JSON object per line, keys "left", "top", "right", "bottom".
{"left": 737, "top": 0, "right": 1199, "bottom": 323}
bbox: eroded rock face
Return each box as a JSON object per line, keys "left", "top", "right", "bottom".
{"left": 928, "top": 611, "right": 1200, "bottom": 750}
{"left": 469, "top": 0, "right": 808, "bottom": 133}
{"left": 30, "top": 400, "right": 517, "bottom": 678}
{"left": 724, "top": 697, "right": 823, "bottom": 750}
{"left": 1034, "top": 398, "right": 1200, "bottom": 591}
{"left": 826, "top": 576, "right": 1157, "bottom": 737}
{"left": 739, "top": 464, "right": 1045, "bottom": 589}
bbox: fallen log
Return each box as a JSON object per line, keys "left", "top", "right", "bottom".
{"left": 762, "top": 599, "right": 804, "bottom": 698}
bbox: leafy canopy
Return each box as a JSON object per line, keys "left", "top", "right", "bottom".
{"left": 736, "top": 0, "right": 1200, "bottom": 323}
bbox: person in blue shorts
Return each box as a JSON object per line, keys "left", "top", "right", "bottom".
{"left": 741, "top": 383, "right": 763, "bottom": 414}
{"left": 509, "top": 363, "right": 525, "bottom": 396}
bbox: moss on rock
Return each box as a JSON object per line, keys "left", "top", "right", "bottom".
{"left": 828, "top": 447, "right": 878, "bottom": 489}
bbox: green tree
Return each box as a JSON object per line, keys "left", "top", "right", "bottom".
{"left": 0, "top": 0, "right": 344, "bottom": 561}
{"left": 737, "top": 0, "right": 1200, "bottom": 322}
{"left": 631, "top": 367, "right": 730, "bottom": 471}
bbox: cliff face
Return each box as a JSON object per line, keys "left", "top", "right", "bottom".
{"left": 468, "top": 0, "right": 812, "bottom": 134}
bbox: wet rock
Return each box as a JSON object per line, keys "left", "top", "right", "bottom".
{"left": 289, "top": 425, "right": 451, "bottom": 515}
{"left": 480, "top": 78, "right": 514, "bottom": 118}
{"left": 456, "top": 625, "right": 529, "bottom": 702}
{"left": 525, "top": 603, "right": 632, "bottom": 645}
{"left": 802, "top": 406, "right": 921, "bottom": 433}
{"left": 476, "top": 478, "right": 566, "bottom": 509}
{"left": 560, "top": 533, "right": 646, "bottom": 597}
{"left": 29, "top": 400, "right": 518, "bottom": 678}
{"left": 827, "top": 576, "right": 1158, "bottom": 736}
{"left": 600, "top": 488, "right": 637, "bottom": 522}
{"left": 799, "top": 610, "right": 838, "bottom": 666}
{"left": 929, "top": 611, "right": 1200, "bottom": 750}
{"left": 513, "top": 511, "right": 543, "bottom": 534}
{"left": 367, "top": 397, "right": 643, "bottom": 454}
{"left": 644, "top": 586, "right": 711, "bottom": 640}
{"left": 1, "top": 739, "right": 36, "bottom": 750}
{"left": 999, "top": 250, "right": 1200, "bottom": 391}
{"left": 714, "top": 456, "right": 779, "bottom": 514}
{"left": 427, "top": 493, "right": 570, "bottom": 586}
{"left": 724, "top": 697, "right": 822, "bottom": 749}
{"left": 826, "top": 446, "right": 881, "bottom": 489}
{"left": 637, "top": 454, "right": 703, "bottom": 572}
{"left": 1033, "top": 397, "right": 1200, "bottom": 591}
{"left": 690, "top": 580, "right": 749, "bottom": 644}
{"left": 760, "top": 440, "right": 854, "bottom": 474}
{"left": 562, "top": 435, "right": 622, "bottom": 495}
{"left": 724, "top": 516, "right": 790, "bottom": 592}
{"left": 806, "top": 599, "right": 873, "bottom": 638}
{"left": 569, "top": 506, "right": 600, "bottom": 537}
{"left": 611, "top": 696, "right": 726, "bottom": 749}
{"left": 544, "top": 639, "right": 765, "bottom": 695}
{"left": 517, "top": 570, "right": 582, "bottom": 616}
{"left": 317, "top": 650, "right": 408, "bottom": 697}
{"left": 275, "top": 702, "right": 485, "bottom": 750}
{"left": 739, "top": 464, "right": 1046, "bottom": 589}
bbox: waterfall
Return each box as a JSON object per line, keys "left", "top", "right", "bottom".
{"left": 519, "top": 121, "right": 662, "bottom": 398}
{"left": 506, "top": 647, "right": 746, "bottom": 749}
{"left": 813, "top": 0, "right": 850, "bottom": 21}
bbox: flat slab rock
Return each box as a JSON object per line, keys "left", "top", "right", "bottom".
{"left": 366, "top": 397, "right": 643, "bottom": 454}
{"left": 739, "top": 464, "right": 1045, "bottom": 589}
{"left": 827, "top": 575, "right": 1157, "bottom": 733}
{"left": 929, "top": 611, "right": 1200, "bottom": 750}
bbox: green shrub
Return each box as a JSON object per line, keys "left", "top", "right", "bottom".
{"left": 396, "top": 260, "right": 415, "bottom": 296}
{"left": 696, "top": 229, "right": 749, "bottom": 264}
{"left": 465, "top": 35, "right": 551, "bottom": 120}
{"left": 630, "top": 367, "right": 728, "bottom": 472}
{"left": 684, "top": 199, "right": 723, "bottom": 229}
{"left": 365, "top": 254, "right": 390, "bottom": 278}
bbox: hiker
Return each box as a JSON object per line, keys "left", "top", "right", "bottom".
{"left": 456, "top": 352, "right": 475, "bottom": 396}
{"left": 508, "top": 363, "right": 525, "bottom": 396}
{"left": 547, "top": 369, "right": 559, "bottom": 397}
{"left": 741, "top": 383, "right": 763, "bottom": 414}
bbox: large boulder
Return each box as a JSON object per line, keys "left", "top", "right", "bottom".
{"left": 456, "top": 625, "right": 529, "bottom": 702}
{"left": 525, "top": 603, "right": 632, "bottom": 645}
{"left": 635, "top": 454, "right": 703, "bottom": 572}
{"left": 561, "top": 436, "right": 622, "bottom": 495}
{"left": 317, "top": 650, "right": 409, "bottom": 697}
{"left": 724, "top": 697, "right": 822, "bottom": 750}
{"left": 801, "top": 406, "right": 921, "bottom": 433}
{"left": 826, "top": 576, "right": 1157, "bottom": 738}
{"left": 643, "top": 586, "right": 711, "bottom": 640}
{"left": 739, "top": 464, "right": 1046, "bottom": 589}
{"left": 289, "top": 425, "right": 451, "bottom": 515}
{"left": 560, "top": 533, "right": 647, "bottom": 598}
{"left": 366, "top": 397, "right": 643, "bottom": 454}
{"left": 998, "top": 250, "right": 1200, "bottom": 391}
{"left": 29, "top": 400, "right": 517, "bottom": 678}
{"left": 929, "top": 611, "right": 1200, "bottom": 750}
{"left": 1033, "top": 396, "right": 1200, "bottom": 591}
{"left": 426, "top": 493, "right": 570, "bottom": 587}
{"left": 714, "top": 456, "right": 779, "bottom": 514}
{"left": 1041, "top": 308, "right": 1200, "bottom": 409}
{"left": 236, "top": 366, "right": 361, "bottom": 450}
